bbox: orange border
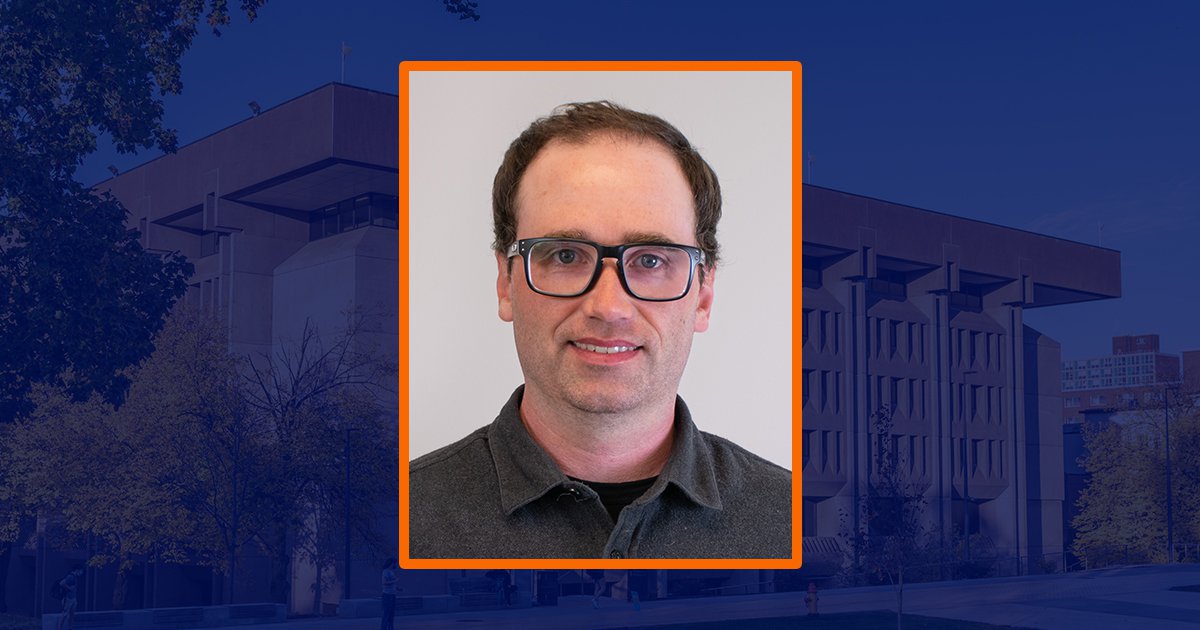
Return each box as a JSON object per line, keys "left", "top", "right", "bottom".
{"left": 398, "top": 61, "right": 802, "bottom": 570}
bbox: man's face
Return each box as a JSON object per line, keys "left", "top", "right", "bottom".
{"left": 496, "top": 135, "right": 715, "bottom": 416}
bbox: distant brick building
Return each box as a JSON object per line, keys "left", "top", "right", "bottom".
{"left": 1061, "top": 334, "right": 1187, "bottom": 423}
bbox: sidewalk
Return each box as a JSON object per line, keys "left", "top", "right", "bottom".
{"left": 251, "top": 563, "right": 1200, "bottom": 630}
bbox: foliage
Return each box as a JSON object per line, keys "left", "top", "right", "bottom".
{"left": 0, "top": 307, "right": 396, "bottom": 606}
{"left": 0, "top": 0, "right": 268, "bottom": 421}
{"left": 0, "top": 187, "right": 193, "bottom": 420}
{"left": 1071, "top": 388, "right": 1200, "bottom": 567}
{"left": 1, "top": 0, "right": 265, "bottom": 172}
{"left": 442, "top": 0, "right": 481, "bottom": 21}
{"left": 4, "top": 384, "right": 197, "bottom": 608}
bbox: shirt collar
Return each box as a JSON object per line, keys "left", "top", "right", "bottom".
{"left": 489, "top": 386, "right": 723, "bottom": 515}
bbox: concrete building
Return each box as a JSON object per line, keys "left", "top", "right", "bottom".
{"left": 2, "top": 83, "right": 400, "bottom": 617}
{"left": 107, "top": 83, "right": 400, "bottom": 612}
{"left": 3, "top": 83, "right": 1131, "bottom": 617}
{"left": 801, "top": 185, "right": 1121, "bottom": 572}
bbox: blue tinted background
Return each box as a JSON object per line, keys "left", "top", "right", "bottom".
{"left": 61, "top": 0, "right": 1200, "bottom": 624}
{"left": 80, "top": 1, "right": 1200, "bottom": 358}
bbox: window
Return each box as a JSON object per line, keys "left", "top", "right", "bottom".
{"left": 354, "top": 195, "right": 370, "bottom": 227}
{"left": 310, "top": 193, "right": 399, "bottom": 240}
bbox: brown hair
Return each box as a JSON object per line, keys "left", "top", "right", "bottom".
{"left": 492, "top": 101, "right": 721, "bottom": 271}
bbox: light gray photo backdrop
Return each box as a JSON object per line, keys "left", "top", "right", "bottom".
{"left": 407, "top": 69, "right": 794, "bottom": 469}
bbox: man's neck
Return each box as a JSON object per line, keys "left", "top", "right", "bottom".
{"left": 518, "top": 387, "right": 676, "bottom": 483}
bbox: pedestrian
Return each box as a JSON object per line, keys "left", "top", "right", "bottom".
{"left": 588, "top": 569, "right": 605, "bottom": 609}
{"left": 55, "top": 568, "right": 83, "bottom": 630}
{"left": 380, "top": 558, "right": 398, "bottom": 630}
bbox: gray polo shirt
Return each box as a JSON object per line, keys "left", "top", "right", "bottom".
{"left": 409, "top": 386, "right": 792, "bottom": 559}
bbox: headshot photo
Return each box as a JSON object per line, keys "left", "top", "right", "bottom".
{"left": 403, "top": 66, "right": 797, "bottom": 561}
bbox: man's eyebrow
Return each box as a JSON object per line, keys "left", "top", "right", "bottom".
{"left": 542, "top": 229, "right": 589, "bottom": 240}
{"left": 623, "top": 231, "right": 675, "bottom": 245}
{"left": 537, "top": 230, "right": 682, "bottom": 245}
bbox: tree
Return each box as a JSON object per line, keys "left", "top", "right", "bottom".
{"left": 2, "top": 386, "right": 199, "bottom": 609}
{"left": 121, "top": 307, "right": 282, "bottom": 603}
{"left": 0, "top": 307, "right": 397, "bottom": 607}
{"left": 840, "top": 405, "right": 942, "bottom": 630}
{"left": 1072, "top": 388, "right": 1200, "bottom": 567}
{"left": 242, "top": 310, "right": 397, "bottom": 604}
{"left": 0, "top": 310, "right": 269, "bottom": 608}
{"left": 0, "top": 0, "right": 268, "bottom": 420}
{"left": 0, "top": 0, "right": 266, "bottom": 609}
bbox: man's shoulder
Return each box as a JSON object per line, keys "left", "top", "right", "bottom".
{"left": 699, "top": 430, "right": 791, "bottom": 486}
{"left": 410, "top": 425, "right": 493, "bottom": 476}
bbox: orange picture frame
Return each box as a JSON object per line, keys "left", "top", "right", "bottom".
{"left": 397, "top": 60, "right": 802, "bottom": 570}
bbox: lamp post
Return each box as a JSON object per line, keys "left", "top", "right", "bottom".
{"left": 344, "top": 427, "right": 353, "bottom": 598}
{"left": 1164, "top": 386, "right": 1175, "bottom": 563}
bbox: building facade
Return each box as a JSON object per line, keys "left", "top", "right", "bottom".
{"left": 1061, "top": 334, "right": 1191, "bottom": 423}
{"left": 4, "top": 84, "right": 1132, "bottom": 615}
{"left": 2, "top": 83, "right": 401, "bottom": 616}
{"left": 801, "top": 185, "right": 1121, "bottom": 572}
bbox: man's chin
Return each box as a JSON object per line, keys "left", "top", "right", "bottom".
{"left": 562, "top": 387, "right": 645, "bottom": 415}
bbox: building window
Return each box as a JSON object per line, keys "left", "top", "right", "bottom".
{"left": 309, "top": 193, "right": 399, "bottom": 241}
{"left": 949, "top": 291, "right": 982, "bottom": 311}
{"left": 868, "top": 269, "right": 907, "bottom": 301}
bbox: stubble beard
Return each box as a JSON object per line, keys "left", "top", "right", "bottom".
{"left": 515, "top": 338, "right": 693, "bottom": 424}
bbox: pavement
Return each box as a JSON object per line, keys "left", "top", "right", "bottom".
{"left": 243, "top": 563, "right": 1200, "bottom": 630}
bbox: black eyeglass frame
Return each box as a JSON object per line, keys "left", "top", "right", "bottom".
{"left": 506, "top": 237, "right": 707, "bottom": 302}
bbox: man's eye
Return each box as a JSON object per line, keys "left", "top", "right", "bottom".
{"left": 635, "top": 254, "right": 662, "bottom": 269}
{"left": 554, "top": 249, "right": 579, "bottom": 264}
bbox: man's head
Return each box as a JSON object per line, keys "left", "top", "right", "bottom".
{"left": 492, "top": 101, "right": 722, "bottom": 271}
{"left": 492, "top": 102, "right": 721, "bottom": 418}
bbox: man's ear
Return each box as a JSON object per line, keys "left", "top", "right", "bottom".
{"left": 496, "top": 252, "right": 514, "bottom": 322}
{"left": 693, "top": 266, "right": 715, "bottom": 333}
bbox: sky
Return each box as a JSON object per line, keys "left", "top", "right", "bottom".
{"left": 79, "top": 1, "right": 1200, "bottom": 360}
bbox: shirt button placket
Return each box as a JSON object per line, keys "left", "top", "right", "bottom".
{"left": 606, "top": 509, "right": 639, "bottom": 559}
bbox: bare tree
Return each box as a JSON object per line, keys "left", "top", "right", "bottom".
{"left": 841, "top": 405, "right": 942, "bottom": 630}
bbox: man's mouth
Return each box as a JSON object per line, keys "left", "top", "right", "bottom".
{"left": 570, "top": 341, "right": 641, "bottom": 354}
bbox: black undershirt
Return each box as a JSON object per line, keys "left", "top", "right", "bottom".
{"left": 570, "top": 476, "right": 658, "bottom": 522}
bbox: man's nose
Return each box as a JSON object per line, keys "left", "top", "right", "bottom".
{"left": 581, "top": 260, "right": 635, "bottom": 321}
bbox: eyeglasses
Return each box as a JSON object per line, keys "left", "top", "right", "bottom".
{"left": 506, "top": 238, "right": 706, "bottom": 302}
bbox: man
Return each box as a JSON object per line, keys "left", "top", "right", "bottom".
{"left": 55, "top": 568, "right": 83, "bottom": 630}
{"left": 380, "top": 558, "right": 398, "bottom": 630}
{"left": 410, "top": 101, "right": 791, "bottom": 558}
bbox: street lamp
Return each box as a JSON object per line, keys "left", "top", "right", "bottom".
{"left": 344, "top": 426, "right": 354, "bottom": 598}
{"left": 1164, "top": 385, "right": 1177, "bottom": 563}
